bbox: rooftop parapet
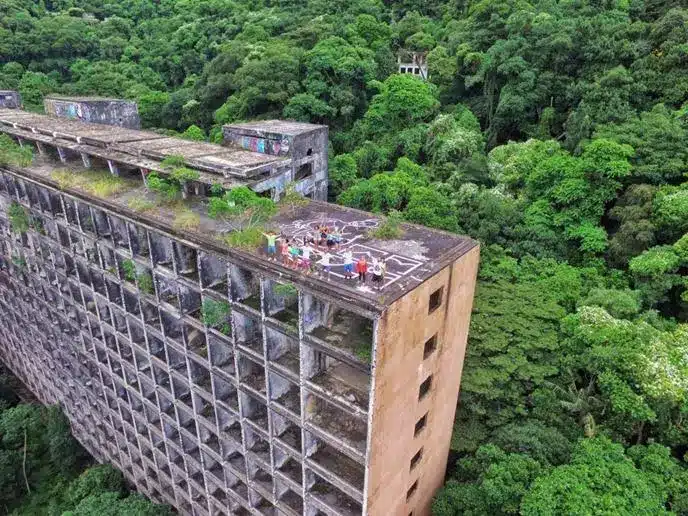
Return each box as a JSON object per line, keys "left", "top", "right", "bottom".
{"left": 0, "top": 91, "right": 21, "bottom": 109}
{"left": 44, "top": 95, "right": 141, "bottom": 129}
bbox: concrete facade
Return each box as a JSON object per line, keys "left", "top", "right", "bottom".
{"left": 224, "top": 122, "right": 329, "bottom": 201}
{"left": 0, "top": 91, "right": 21, "bottom": 109}
{"left": 0, "top": 121, "right": 479, "bottom": 516}
{"left": 44, "top": 96, "right": 141, "bottom": 129}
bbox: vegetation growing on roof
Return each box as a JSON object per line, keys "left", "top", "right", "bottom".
{"left": 207, "top": 186, "right": 276, "bottom": 221}
{"left": 368, "top": 209, "right": 404, "bottom": 240}
{"left": 172, "top": 205, "right": 200, "bottom": 230}
{"left": 0, "top": 134, "right": 33, "bottom": 167}
{"left": 50, "top": 169, "right": 134, "bottom": 198}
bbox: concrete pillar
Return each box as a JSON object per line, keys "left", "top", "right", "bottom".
{"left": 35, "top": 142, "right": 45, "bottom": 156}
{"left": 57, "top": 147, "right": 67, "bottom": 164}
{"left": 16, "top": 137, "right": 24, "bottom": 148}
{"left": 107, "top": 160, "right": 119, "bottom": 176}
{"left": 80, "top": 153, "right": 91, "bottom": 169}
{"left": 271, "top": 188, "right": 281, "bottom": 202}
{"left": 140, "top": 168, "right": 148, "bottom": 186}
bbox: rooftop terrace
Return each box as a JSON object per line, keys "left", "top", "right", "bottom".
{"left": 1, "top": 155, "right": 476, "bottom": 311}
{"left": 0, "top": 109, "right": 289, "bottom": 181}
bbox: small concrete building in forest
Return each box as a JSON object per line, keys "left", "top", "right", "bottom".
{"left": 0, "top": 95, "right": 479, "bottom": 516}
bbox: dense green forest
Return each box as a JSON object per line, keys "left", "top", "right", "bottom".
{"left": 1, "top": 0, "right": 688, "bottom": 513}
{"left": 0, "top": 365, "right": 170, "bottom": 515}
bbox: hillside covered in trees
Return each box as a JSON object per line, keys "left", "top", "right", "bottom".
{"left": 1, "top": 0, "right": 688, "bottom": 513}
{"left": 0, "top": 365, "right": 170, "bottom": 515}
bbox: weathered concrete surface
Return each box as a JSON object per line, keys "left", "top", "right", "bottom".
{"left": 0, "top": 91, "right": 21, "bottom": 109}
{"left": 366, "top": 246, "right": 480, "bottom": 516}
{"left": 224, "top": 120, "right": 329, "bottom": 201}
{"left": 44, "top": 96, "right": 141, "bottom": 129}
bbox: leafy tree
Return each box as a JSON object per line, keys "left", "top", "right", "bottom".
{"left": 595, "top": 104, "right": 688, "bottom": 184}
{"left": 433, "top": 445, "right": 543, "bottom": 515}
{"left": 328, "top": 153, "right": 358, "bottom": 201}
{"left": 18, "top": 72, "right": 58, "bottom": 109}
{"left": 521, "top": 437, "right": 672, "bottom": 515}
{"left": 578, "top": 288, "right": 641, "bottom": 319}
{"left": 181, "top": 124, "right": 206, "bottom": 141}
{"left": 607, "top": 184, "right": 658, "bottom": 267}
{"left": 562, "top": 306, "right": 688, "bottom": 444}
{"left": 358, "top": 73, "right": 440, "bottom": 140}
{"left": 454, "top": 280, "right": 566, "bottom": 451}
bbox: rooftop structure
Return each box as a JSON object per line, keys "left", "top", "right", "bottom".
{"left": 0, "top": 111, "right": 479, "bottom": 516}
{"left": 0, "top": 107, "right": 328, "bottom": 201}
{"left": 0, "top": 91, "right": 21, "bottom": 109}
{"left": 44, "top": 95, "right": 142, "bottom": 129}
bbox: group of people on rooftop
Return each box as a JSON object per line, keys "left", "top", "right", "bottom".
{"left": 263, "top": 224, "right": 387, "bottom": 289}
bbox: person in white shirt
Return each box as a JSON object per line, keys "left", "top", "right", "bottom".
{"left": 300, "top": 245, "right": 313, "bottom": 274}
{"left": 371, "top": 258, "right": 383, "bottom": 290}
{"left": 319, "top": 252, "right": 332, "bottom": 278}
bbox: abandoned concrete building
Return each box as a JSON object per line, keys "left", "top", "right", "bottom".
{"left": 397, "top": 52, "right": 428, "bottom": 80}
{"left": 0, "top": 106, "right": 328, "bottom": 202}
{"left": 0, "top": 96, "right": 479, "bottom": 516}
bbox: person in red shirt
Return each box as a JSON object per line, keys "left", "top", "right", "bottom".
{"left": 355, "top": 256, "right": 368, "bottom": 284}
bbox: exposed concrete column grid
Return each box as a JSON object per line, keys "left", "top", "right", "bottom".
{"left": 0, "top": 169, "right": 378, "bottom": 515}
{"left": 0, "top": 155, "right": 478, "bottom": 516}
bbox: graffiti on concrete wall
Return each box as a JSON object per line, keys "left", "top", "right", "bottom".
{"left": 45, "top": 101, "right": 85, "bottom": 120}
{"left": 228, "top": 134, "right": 291, "bottom": 156}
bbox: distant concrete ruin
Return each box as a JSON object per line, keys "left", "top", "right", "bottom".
{"left": 0, "top": 94, "right": 480, "bottom": 516}
{"left": 0, "top": 106, "right": 328, "bottom": 202}
{"left": 44, "top": 96, "right": 141, "bottom": 129}
{"left": 0, "top": 91, "right": 21, "bottom": 109}
{"left": 397, "top": 51, "right": 428, "bottom": 80}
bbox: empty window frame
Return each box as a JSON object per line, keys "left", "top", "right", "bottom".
{"left": 428, "top": 287, "right": 443, "bottom": 313}
{"left": 423, "top": 335, "right": 437, "bottom": 359}
{"left": 406, "top": 480, "right": 418, "bottom": 501}
{"left": 414, "top": 413, "right": 428, "bottom": 437}
{"left": 410, "top": 448, "right": 423, "bottom": 471}
{"left": 418, "top": 376, "right": 432, "bottom": 401}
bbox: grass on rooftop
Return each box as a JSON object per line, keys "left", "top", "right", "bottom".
{"left": 51, "top": 169, "right": 136, "bottom": 198}
{"left": 221, "top": 225, "right": 265, "bottom": 250}
{"left": 127, "top": 195, "right": 156, "bottom": 213}
{"left": 172, "top": 205, "right": 201, "bottom": 231}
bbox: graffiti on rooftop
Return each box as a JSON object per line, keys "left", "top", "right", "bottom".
{"left": 278, "top": 217, "right": 426, "bottom": 289}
